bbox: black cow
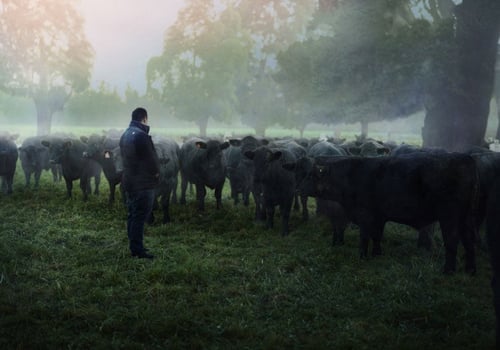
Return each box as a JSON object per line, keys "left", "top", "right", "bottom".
{"left": 239, "top": 135, "right": 270, "bottom": 220}
{"left": 272, "top": 140, "right": 308, "bottom": 217}
{"left": 0, "top": 134, "right": 19, "bottom": 194}
{"left": 152, "top": 136, "right": 180, "bottom": 223}
{"left": 486, "top": 177, "right": 500, "bottom": 348}
{"left": 305, "top": 141, "right": 349, "bottom": 245}
{"left": 224, "top": 139, "right": 253, "bottom": 206}
{"left": 179, "top": 137, "right": 229, "bottom": 211}
{"left": 42, "top": 137, "right": 101, "bottom": 200}
{"left": 301, "top": 153, "right": 478, "bottom": 274}
{"left": 81, "top": 134, "right": 123, "bottom": 204}
{"left": 463, "top": 146, "right": 500, "bottom": 246}
{"left": 19, "top": 136, "right": 62, "bottom": 188}
{"left": 244, "top": 145, "right": 298, "bottom": 236}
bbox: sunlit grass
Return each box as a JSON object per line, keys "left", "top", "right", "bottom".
{"left": 0, "top": 162, "right": 494, "bottom": 349}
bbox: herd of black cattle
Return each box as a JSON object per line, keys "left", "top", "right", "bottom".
{"left": 2, "top": 130, "right": 500, "bottom": 344}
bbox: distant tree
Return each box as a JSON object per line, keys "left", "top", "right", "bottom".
{"left": 147, "top": 1, "right": 249, "bottom": 137}
{"left": 0, "top": 90, "right": 35, "bottom": 123}
{"left": 234, "top": 0, "right": 317, "bottom": 135}
{"left": 277, "top": 0, "right": 428, "bottom": 138}
{"left": 276, "top": 39, "right": 334, "bottom": 136}
{"left": 236, "top": 74, "right": 287, "bottom": 136}
{"left": 0, "top": 0, "right": 93, "bottom": 135}
{"left": 65, "top": 82, "right": 125, "bottom": 127}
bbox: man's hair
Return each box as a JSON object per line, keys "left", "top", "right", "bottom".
{"left": 131, "top": 107, "right": 148, "bottom": 121}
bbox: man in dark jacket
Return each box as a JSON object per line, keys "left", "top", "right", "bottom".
{"left": 120, "top": 107, "right": 160, "bottom": 259}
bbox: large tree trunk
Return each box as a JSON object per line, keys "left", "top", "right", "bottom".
{"left": 34, "top": 96, "right": 53, "bottom": 136}
{"left": 422, "top": 0, "right": 500, "bottom": 151}
{"left": 360, "top": 120, "right": 368, "bottom": 139}
{"left": 495, "top": 59, "right": 500, "bottom": 140}
{"left": 254, "top": 125, "right": 266, "bottom": 137}
{"left": 197, "top": 117, "right": 209, "bottom": 137}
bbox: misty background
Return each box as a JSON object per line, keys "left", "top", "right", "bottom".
{"left": 0, "top": 0, "right": 499, "bottom": 146}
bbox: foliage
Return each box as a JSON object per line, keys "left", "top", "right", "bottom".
{"left": 64, "top": 82, "right": 127, "bottom": 127}
{"left": 0, "top": 90, "right": 36, "bottom": 124}
{"left": 277, "top": 0, "right": 433, "bottom": 131}
{"left": 147, "top": 1, "right": 250, "bottom": 136}
{"left": 0, "top": 0, "right": 94, "bottom": 135}
{"left": 0, "top": 161, "right": 495, "bottom": 349}
{"left": 234, "top": 0, "right": 318, "bottom": 135}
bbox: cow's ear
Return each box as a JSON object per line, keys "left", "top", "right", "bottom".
{"left": 41, "top": 140, "right": 50, "bottom": 147}
{"left": 229, "top": 139, "right": 241, "bottom": 147}
{"left": 195, "top": 141, "right": 207, "bottom": 149}
{"left": 103, "top": 150, "right": 112, "bottom": 159}
{"left": 220, "top": 141, "right": 230, "bottom": 150}
{"left": 270, "top": 151, "right": 282, "bottom": 161}
{"left": 282, "top": 162, "right": 296, "bottom": 171}
{"left": 244, "top": 150, "right": 255, "bottom": 160}
{"left": 80, "top": 136, "right": 88, "bottom": 144}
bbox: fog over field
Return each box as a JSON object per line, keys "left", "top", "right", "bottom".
{"left": 0, "top": 1, "right": 498, "bottom": 147}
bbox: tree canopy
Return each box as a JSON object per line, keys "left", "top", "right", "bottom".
{"left": 0, "top": 0, "right": 93, "bottom": 135}
{"left": 147, "top": 0, "right": 250, "bottom": 136}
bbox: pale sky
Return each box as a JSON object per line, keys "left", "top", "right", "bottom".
{"left": 80, "top": 0, "right": 186, "bottom": 95}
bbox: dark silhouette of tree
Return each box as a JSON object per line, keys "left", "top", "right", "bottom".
{"left": 422, "top": 0, "right": 500, "bottom": 150}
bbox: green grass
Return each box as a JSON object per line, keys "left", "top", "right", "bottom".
{"left": 0, "top": 164, "right": 495, "bottom": 349}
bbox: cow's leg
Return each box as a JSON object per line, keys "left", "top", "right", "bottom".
{"left": 332, "top": 214, "right": 347, "bottom": 246}
{"left": 215, "top": 182, "right": 224, "bottom": 209}
{"left": 301, "top": 194, "right": 308, "bottom": 221}
{"left": 196, "top": 184, "right": 206, "bottom": 211}
{"left": 34, "top": 169, "right": 42, "bottom": 189}
{"left": 359, "top": 225, "right": 370, "bottom": 259}
{"left": 439, "top": 219, "right": 459, "bottom": 274}
{"left": 252, "top": 184, "right": 265, "bottom": 221}
{"left": 109, "top": 182, "right": 116, "bottom": 204}
{"left": 24, "top": 171, "right": 31, "bottom": 187}
{"left": 162, "top": 189, "right": 171, "bottom": 223}
{"left": 417, "top": 224, "right": 434, "bottom": 250}
{"left": 94, "top": 175, "right": 100, "bottom": 195}
{"left": 6, "top": 174, "right": 14, "bottom": 194}
{"left": 243, "top": 188, "right": 250, "bottom": 207}
{"left": 265, "top": 199, "right": 275, "bottom": 230}
{"left": 371, "top": 221, "right": 385, "bottom": 256}
{"left": 65, "top": 178, "right": 73, "bottom": 198}
{"left": 293, "top": 192, "right": 300, "bottom": 211}
{"left": 280, "top": 197, "right": 294, "bottom": 236}
{"left": 460, "top": 215, "right": 477, "bottom": 274}
{"left": 180, "top": 174, "right": 188, "bottom": 205}
{"left": 230, "top": 181, "right": 239, "bottom": 205}
{"left": 171, "top": 178, "right": 178, "bottom": 204}
{"left": 79, "top": 176, "right": 91, "bottom": 201}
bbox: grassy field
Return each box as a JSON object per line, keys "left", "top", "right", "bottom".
{"left": 0, "top": 161, "right": 495, "bottom": 349}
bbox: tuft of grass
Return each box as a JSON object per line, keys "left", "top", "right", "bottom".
{"left": 0, "top": 163, "right": 495, "bottom": 349}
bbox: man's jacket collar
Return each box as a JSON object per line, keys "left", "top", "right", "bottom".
{"left": 129, "top": 120, "right": 150, "bottom": 134}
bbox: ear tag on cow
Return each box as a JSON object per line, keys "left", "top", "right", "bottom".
{"left": 104, "top": 151, "right": 111, "bottom": 159}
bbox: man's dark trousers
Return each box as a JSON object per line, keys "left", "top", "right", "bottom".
{"left": 126, "top": 189, "right": 155, "bottom": 254}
